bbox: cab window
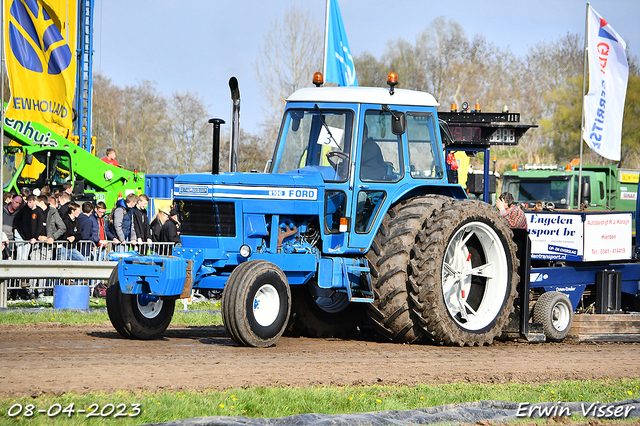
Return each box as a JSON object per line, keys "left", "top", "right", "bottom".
{"left": 17, "top": 151, "right": 72, "bottom": 189}
{"left": 360, "top": 110, "right": 403, "bottom": 182}
{"left": 272, "top": 108, "right": 353, "bottom": 182}
{"left": 407, "top": 112, "right": 442, "bottom": 179}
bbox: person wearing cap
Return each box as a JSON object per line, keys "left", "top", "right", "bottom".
{"left": 150, "top": 206, "right": 170, "bottom": 242}
{"left": 159, "top": 208, "right": 181, "bottom": 245}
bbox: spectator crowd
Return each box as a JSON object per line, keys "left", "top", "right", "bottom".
{"left": 2, "top": 183, "right": 181, "bottom": 261}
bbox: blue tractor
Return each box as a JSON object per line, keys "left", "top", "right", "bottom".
{"left": 106, "top": 74, "right": 522, "bottom": 347}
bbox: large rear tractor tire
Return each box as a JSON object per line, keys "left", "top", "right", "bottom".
{"left": 533, "top": 291, "right": 573, "bottom": 342}
{"left": 366, "top": 195, "right": 448, "bottom": 343}
{"left": 285, "top": 284, "right": 367, "bottom": 338}
{"left": 222, "top": 260, "right": 291, "bottom": 347}
{"left": 409, "top": 199, "right": 519, "bottom": 346}
{"left": 106, "top": 267, "right": 175, "bottom": 339}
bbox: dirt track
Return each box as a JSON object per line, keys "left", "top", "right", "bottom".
{"left": 1, "top": 322, "right": 639, "bottom": 397}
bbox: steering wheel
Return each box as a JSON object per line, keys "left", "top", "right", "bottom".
{"left": 326, "top": 151, "right": 349, "bottom": 178}
{"left": 326, "top": 150, "right": 349, "bottom": 170}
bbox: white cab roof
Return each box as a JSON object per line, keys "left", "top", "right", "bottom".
{"left": 287, "top": 87, "right": 439, "bottom": 107}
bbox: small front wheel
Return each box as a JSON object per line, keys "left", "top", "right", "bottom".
{"left": 106, "top": 267, "right": 175, "bottom": 339}
{"left": 533, "top": 291, "right": 573, "bottom": 342}
{"left": 222, "top": 260, "right": 291, "bottom": 347}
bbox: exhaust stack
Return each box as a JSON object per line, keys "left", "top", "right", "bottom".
{"left": 229, "top": 77, "right": 240, "bottom": 173}
{"left": 208, "top": 118, "right": 225, "bottom": 174}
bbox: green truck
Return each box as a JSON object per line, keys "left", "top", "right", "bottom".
{"left": 502, "top": 165, "right": 639, "bottom": 212}
{"left": 2, "top": 116, "right": 145, "bottom": 208}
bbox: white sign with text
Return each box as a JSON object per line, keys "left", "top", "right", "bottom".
{"left": 583, "top": 213, "right": 632, "bottom": 261}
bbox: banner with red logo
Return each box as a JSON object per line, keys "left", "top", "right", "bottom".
{"left": 4, "top": 0, "right": 77, "bottom": 130}
{"left": 583, "top": 5, "right": 629, "bottom": 161}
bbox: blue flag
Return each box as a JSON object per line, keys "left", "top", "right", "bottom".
{"left": 324, "top": 0, "right": 357, "bottom": 86}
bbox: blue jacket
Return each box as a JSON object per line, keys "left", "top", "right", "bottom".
{"left": 77, "top": 213, "right": 95, "bottom": 242}
{"left": 90, "top": 211, "right": 116, "bottom": 242}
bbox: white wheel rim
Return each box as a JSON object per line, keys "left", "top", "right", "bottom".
{"left": 253, "top": 284, "right": 280, "bottom": 327}
{"left": 136, "top": 295, "right": 163, "bottom": 319}
{"left": 442, "top": 221, "right": 509, "bottom": 331}
{"left": 552, "top": 301, "right": 571, "bottom": 331}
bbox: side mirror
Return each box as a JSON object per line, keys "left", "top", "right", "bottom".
{"left": 390, "top": 111, "right": 406, "bottom": 135}
{"left": 581, "top": 181, "right": 591, "bottom": 204}
{"left": 382, "top": 105, "right": 406, "bottom": 135}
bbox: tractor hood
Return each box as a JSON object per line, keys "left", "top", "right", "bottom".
{"left": 174, "top": 167, "right": 326, "bottom": 204}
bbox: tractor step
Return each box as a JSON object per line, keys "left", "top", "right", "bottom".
{"left": 345, "top": 260, "right": 374, "bottom": 303}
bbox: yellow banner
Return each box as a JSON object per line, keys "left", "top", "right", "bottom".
{"left": 4, "top": 0, "right": 77, "bottom": 129}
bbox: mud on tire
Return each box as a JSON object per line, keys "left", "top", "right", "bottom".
{"left": 409, "top": 198, "right": 519, "bottom": 346}
{"left": 366, "top": 195, "right": 449, "bottom": 343}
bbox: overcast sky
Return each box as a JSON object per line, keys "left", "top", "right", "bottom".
{"left": 93, "top": 0, "right": 640, "bottom": 135}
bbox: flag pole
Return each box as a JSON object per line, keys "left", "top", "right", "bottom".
{"left": 323, "top": 0, "right": 330, "bottom": 78}
{"left": 578, "top": 2, "right": 590, "bottom": 208}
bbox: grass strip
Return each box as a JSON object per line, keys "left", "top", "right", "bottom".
{"left": 0, "top": 300, "right": 222, "bottom": 326}
{"left": 0, "top": 380, "right": 638, "bottom": 425}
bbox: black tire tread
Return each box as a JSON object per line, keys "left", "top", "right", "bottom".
{"left": 222, "top": 259, "right": 291, "bottom": 347}
{"left": 106, "top": 267, "right": 131, "bottom": 338}
{"left": 105, "top": 265, "right": 174, "bottom": 340}
{"left": 533, "top": 291, "right": 573, "bottom": 342}
{"left": 366, "top": 195, "right": 449, "bottom": 343}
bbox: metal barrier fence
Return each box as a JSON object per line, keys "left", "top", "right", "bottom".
{"left": 1, "top": 240, "right": 176, "bottom": 304}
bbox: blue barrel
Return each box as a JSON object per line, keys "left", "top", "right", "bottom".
{"left": 53, "top": 285, "right": 90, "bottom": 309}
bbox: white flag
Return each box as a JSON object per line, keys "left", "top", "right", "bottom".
{"left": 583, "top": 6, "right": 629, "bottom": 161}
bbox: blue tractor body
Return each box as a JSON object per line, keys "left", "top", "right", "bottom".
{"left": 108, "top": 82, "right": 527, "bottom": 347}
{"left": 117, "top": 89, "right": 465, "bottom": 300}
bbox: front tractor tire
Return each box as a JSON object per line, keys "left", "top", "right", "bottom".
{"left": 106, "top": 267, "right": 175, "bottom": 339}
{"left": 410, "top": 199, "right": 519, "bottom": 346}
{"left": 222, "top": 260, "right": 291, "bottom": 348}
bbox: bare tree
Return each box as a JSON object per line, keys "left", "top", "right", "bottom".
{"left": 92, "top": 72, "right": 122, "bottom": 157}
{"left": 93, "top": 75, "right": 168, "bottom": 172}
{"left": 254, "top": 5, "right": 322, "bottom": 142}
{"left": 165, "top": 91, "right": 210, "bottom": 174}
{"left": 413, "top": 17, "right": 505, "bottom": 109}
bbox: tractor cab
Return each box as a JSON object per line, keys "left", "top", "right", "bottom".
{"left": 270, "top": 73, "right": 458, "bottom": 254}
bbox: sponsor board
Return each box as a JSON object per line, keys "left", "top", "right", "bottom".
{"left": 526, "top": 213, "right": 583, "bottom": 261}
{"left": 583, "top": 213, "right": 632, "bottom": 261}
{"left": 526, "top": 211, "right": 632, "bottom": 261}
